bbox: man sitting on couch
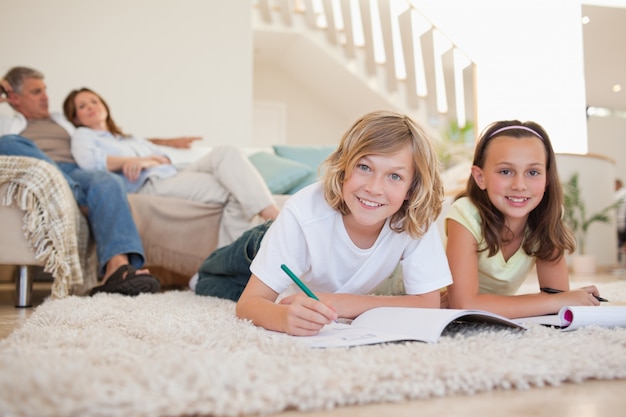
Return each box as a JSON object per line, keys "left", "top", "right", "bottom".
{"left": 0, "top": 66, "right": 159, "bottom": 296}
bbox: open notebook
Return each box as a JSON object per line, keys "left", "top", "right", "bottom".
{"left": 287, "top": 307, "right": 525, "bottom": 348}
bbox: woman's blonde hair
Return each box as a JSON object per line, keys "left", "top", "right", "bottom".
{"left": 321, "top": 110, "right": 443, "bottom": 238}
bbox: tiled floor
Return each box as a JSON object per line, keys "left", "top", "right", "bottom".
{"left": 1, "top": 274, "right": 625, "bottom": 417}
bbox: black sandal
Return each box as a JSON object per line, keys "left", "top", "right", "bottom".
{"left": 90, "top": 264, "right": 160, "bottom": 296}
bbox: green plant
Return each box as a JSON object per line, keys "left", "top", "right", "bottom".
{"left": 562, "top": 172, "right": 620, "bottom": 255}
{"left": 435, "top": 120, "right": 475, "bottom": 170}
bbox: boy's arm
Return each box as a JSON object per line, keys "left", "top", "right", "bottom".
{"left": 319, "top": 291, "right": 441, "bottom": 320}
{"left": 236, "top": 274, "right": 337, "bottom": 336}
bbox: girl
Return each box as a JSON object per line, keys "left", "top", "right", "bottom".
{"left": 204, "top": 110, "right": 452, "bottom": 336}
{"left": 63, "top": 87, "right": 279, "bottom": 247}
{"left": 445, "top": 120, "right": 603, "bottom": 318}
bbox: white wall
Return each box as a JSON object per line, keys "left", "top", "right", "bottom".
{"left": 587, "top": 116, "right": 626, "bottom": 182}
{"left": 0, "top": 0, "right": 252, "bottom": 147}
{"left": 557, "top": 154, "right": 617, "bottom": 265}
{"left": 254, "top": 63, "right": 350, "bottom": 147}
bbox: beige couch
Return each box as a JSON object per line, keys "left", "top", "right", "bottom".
{"left": 0, "top": 154, "right": 282, "bottom": 306}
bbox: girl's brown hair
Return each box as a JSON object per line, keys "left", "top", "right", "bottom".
{"left": 460, "top": 120, "right": 575, "bottom": 260}
{"left": 322, "top": 110, "right": 443, "bottom": 238}
{"left": 63, "top": 87, "right": 127, "bottom": 137}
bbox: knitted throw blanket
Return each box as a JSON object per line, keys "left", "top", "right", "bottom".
{"left": 0, "top": 156, "right": 97, "bottom": 297}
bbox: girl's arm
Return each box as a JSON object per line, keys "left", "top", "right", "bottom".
{"left": 446, "top": 219, "right": 598, "bottom": 318}
{"left": 236, "top": 275, "right": 338, "bottom": 336}
{"left": 536, "top": 256, "right": 602, "bottom": 307}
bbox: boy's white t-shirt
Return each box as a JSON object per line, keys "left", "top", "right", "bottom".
{"left": 250, "top": 183, "right": 452, "bottom": 297}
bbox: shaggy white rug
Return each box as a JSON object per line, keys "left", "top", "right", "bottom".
{"left": 1, "top": 281, "right": 626, "bottom": 417}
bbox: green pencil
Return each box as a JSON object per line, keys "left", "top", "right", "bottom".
{"left": 280, "top": 264, "right": 320, "bottom": 300}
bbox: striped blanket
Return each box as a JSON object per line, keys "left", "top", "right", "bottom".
{"left": 0, "top": 155, "right": 97, "bottom": 297}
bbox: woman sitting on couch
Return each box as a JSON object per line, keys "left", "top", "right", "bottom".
{"left": 63, "top": 87, "right": 279, "bottom": 247}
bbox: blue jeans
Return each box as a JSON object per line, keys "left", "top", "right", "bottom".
{"left": 0, "top": 134, "right": 145, "bottom": 275}
{"left": 195, "top": 221, "right": 272, "bottom": 301}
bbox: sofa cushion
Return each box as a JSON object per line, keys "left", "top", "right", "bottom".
{"left": 248, "top": 151, "right": 312, "bottom": 194}
{"left": 272, "top": 145, "right": 336, "bottom": 193}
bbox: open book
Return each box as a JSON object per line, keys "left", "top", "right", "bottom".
{"left": 518, "top": 306, "right": 626, "bottom": 331}
{"left": 292, "top": 307, "right": 526, "bottom": 348}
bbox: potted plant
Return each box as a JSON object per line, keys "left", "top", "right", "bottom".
{"left": 562, "top": 172, "right": 621, "bottom": 274}
{"left": 435, "top": 120, "right": 475, "bottom": 170}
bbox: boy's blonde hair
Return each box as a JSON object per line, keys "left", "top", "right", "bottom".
{"left": 321, "top": 110, "right": 443, "bottom": 238}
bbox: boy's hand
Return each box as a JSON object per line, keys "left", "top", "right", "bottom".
{"left": 279, "top": 294, "right": 338, "bottom": 336}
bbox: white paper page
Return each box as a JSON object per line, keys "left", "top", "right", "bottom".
{"left": 352, "top": 307, "right": 523, "bottom": 344}
{"left": 296, "top": 322, "right": 415, "bottom": 348}
{"left": 351, "top": 308, "right": 461, "bottom": 344}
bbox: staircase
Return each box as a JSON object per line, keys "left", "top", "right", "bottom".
{"left": 252, "top": 0, "right": 476, "bottom": 130}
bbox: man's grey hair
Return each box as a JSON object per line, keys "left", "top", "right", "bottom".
{"left": 4, "top": 66, "right": 44, "bottom": 94}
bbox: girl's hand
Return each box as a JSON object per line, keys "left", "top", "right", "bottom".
{"left": 578, "top": 285, "right": 603, "bottom": 304}
{"left": 278, "top": 294, "right": 338, "bottom": 336}
{"left": 550, "top": 287, "right": 601, "bottom": 307}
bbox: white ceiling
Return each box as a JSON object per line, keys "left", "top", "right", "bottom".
{"left": 582, "top": 4, "right": 626, "bottom": 111}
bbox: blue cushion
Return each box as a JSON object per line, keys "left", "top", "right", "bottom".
{"left": 272, "top": 145, "right": 336, "bottom": 193}
{"left": 248, "top": 151, "right": 312, "bottom": 195}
